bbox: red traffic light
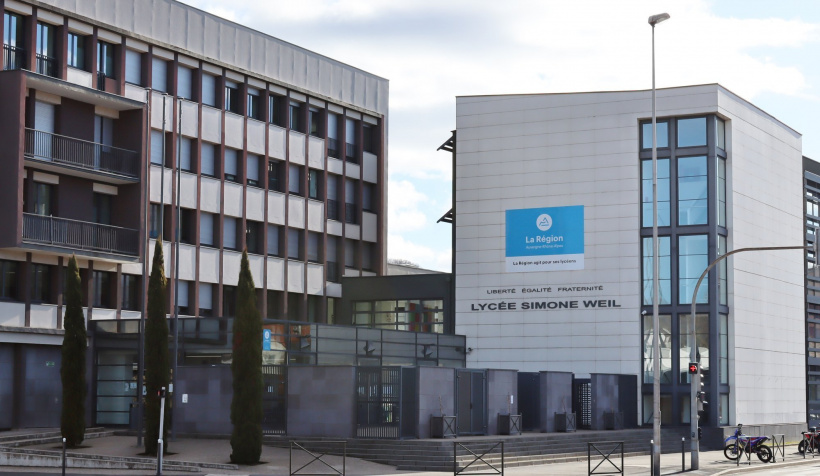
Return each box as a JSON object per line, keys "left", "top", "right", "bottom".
{"left": 688, "top": 363, "right": 698, "bottom": 374}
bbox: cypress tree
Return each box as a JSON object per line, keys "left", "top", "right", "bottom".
{"left": 60, "top": 255, "right": 86, "bottom": 447}
{"left": 144, "top": 240, "right": 170, "bottom": 455}
{"left": 230, "top": 249, "right": 263, "bottom": 464}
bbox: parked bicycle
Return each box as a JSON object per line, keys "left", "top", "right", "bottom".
{"left": 723, "top": 424, "right": 772, "bottom": 463}
{"left": 799, "top": 427, "right": 820, "bottom": 455}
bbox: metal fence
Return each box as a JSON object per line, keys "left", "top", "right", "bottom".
{"left": 25, "top": 128, "right": 140, "bottom": 178}
{"left": 22, "top": 213, "right": 139, "bottom": 256}
{"left": 262, "top": 365, "right": 287, "bottom": 435}
{"left": 35, "top": 54, "right": 57, "bottom": 77}
{"left": 587, "top": 441, "right": 623, "bottom": 475}
{"left": 454, "top": 441, "right": 504, "bottom": 476}
{"left": 290, "top": 440, "right": 346, "bottom": 476}
{"left": 356, "top": 367, "right": 402, "bottom": 438}
{"left": 3, "top": 44, "right": 25, "bottom": 70}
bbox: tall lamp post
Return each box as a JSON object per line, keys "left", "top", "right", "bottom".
{"left": 648, "top": 12, "right": 670, "bottom": 476}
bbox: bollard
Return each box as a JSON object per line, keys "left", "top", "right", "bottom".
{"left": 650, "top": 439, "right": 654, "bottom": 475}
{"left": 681, "top": 437, "right": 685, "bottom": 471}
{"left": 61, "top": 437, "right": 66, "bottom": 476}
{"left": 157, "top": 438, "right": 163, "bottom": 476}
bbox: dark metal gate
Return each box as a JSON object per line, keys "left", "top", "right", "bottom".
{"left": 573, "top": 378, "right": 591, "bottom": 430}
{"left": 400, "top": 368, "right": 417, "bottom": 438}
{"left": 517, "top": 372, "right": 540, "bottom": 431}
{"left": 456, "top": 369, "right": 487, "bottom": 436}
{"left": 262, "top": 365, "right": 287, "bottom": 435}
{"left": 356, "top": 367, "right": 417, "bottom": 438}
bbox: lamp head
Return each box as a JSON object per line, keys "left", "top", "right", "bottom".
{"left": 648, "top": 13, "right": 671, "bottom": 26}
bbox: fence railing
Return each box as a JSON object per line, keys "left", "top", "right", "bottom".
{"left": 289, "top": 440, "right": 345, "bottom": 476}
{"left": 3, "top": 44, "right": 25, "bottom": 70}
{"left": 35, "top": 53, "right": 57, "bottom": 77}
{"left": 454, "top": 441, "right": 504, "bottom": 476}
{"left": 344, "top": 203, "right": 357, "bottom": 225}
{"left": 327, "top": 199, "right": 340, "bottom": 221}
{"left": 345, "top": 142, "right": 357, "bottom": 163}
{"left": 588, "top": 441, "right": 623, "bottom": 475}
{"left": 25, "top": 128, "right": 140, "bottom": 178}
{"left": 326, "top": 261, "right": 339, "bottom": 282}
{"left": 22, "top": 213, "right": 139, "bottom": 256}
{"left": 327, "top": 138, "right": 340, "bottom": 159}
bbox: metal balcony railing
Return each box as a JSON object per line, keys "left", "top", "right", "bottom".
{"left": 25, "top": 129, "right": 140, "bottom": 178}
{"left": 345, "top": 142, "right": 358, "bottom": 163}
{"left": 327, "top": 199, "right": 340, "bottom": 221}
{"left": 345, "top": 203, "right": 358, "bottom": 225}
{"left": 3, "top": 44, "right": 25, "bottom": 70}
{"left": 327, "top": 138, "right": 340, "bottom": 159}
{"left": 23, "top": 213, "right": 139, "bottom": 256}
{"left": 326, "top": 261, "right": 339, "bottom": 282}
{"left": 35, "top": 54, "right": 57, "bottom": 77}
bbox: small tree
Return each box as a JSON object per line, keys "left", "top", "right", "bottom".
{"left": 144, "top": 240, "right": 170, "bottom": 455}
{"left": 230, "top": 249, "right": 263, "bottom": 464}
{"left": 61, "top": 255, "right": 86, "bottom": 447}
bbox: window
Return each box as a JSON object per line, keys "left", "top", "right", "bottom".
{"left": 309, "top": 107, "right": 322, "bottom": 138}
{"left": 326, "top": 174, "right": 340, "bottom": 220}
{"left": 326, "top": 237, "right": 339, "bottom": 282}
{"left": 641, "top": 159, "right": 670, "bottom": 227}
{"left": 327, "top": 297, "right": 337, "bottom": 324}
{"left": 679, "top": 313, "right": 709, "bottom": 384}
{"left": 327, "top": 113, "right": 340, "bottom": 157}
{"left": 247, "top": 89, "right": 261, "bottom": 120}
{"left": 677, "top": 117, "right": 706, "bottom": 147}
{"left": 288, "top": 228, "right": 302, "bottom": 260}
{"left": 678, "top": 156, "right": 708, "bottom": 225}
{"left": 267, "top": 291, "right": 282, "bottom": 319}
{"left": 67, "top": 32, "right": 85, "bottom": 70}
{"left": 679, "top": 235, "right": 708, "bottom": 304}
{"left": 718, "top": 235, "right": 727, "bottom": 306}
{"left": 717, "top": 158, "right": 726, "bottom": 228}
{"left": 287, "top": 292, "right": 301, "bottom": 320}
{"left": 345, "top": 118, "right": 357, "bottom": 162}
{"left": 344, "top": 239, "right": 357, "bottom": 268}
{"left": 352, "top": 299, "right": 444, "bottom": 333}
{"left": 308, "top": 169, "right": 322, "bottom": 200}
{"left": 97, "top": 41, "right": 115, "bottom": 78}
{"left": 200, "top": 212, "right": 216, "bottom": 247}
{"left": 177, "top": 65, "right": 193, "bottom": 100}
{"left": 719, "top": 314, "right": 728, "bottom": 385}
{"left": 92, "top": 270, "right": 113, "bottom": 308}
{"left": 178, "top": 137, "right": 193, "bottom": 172}
{"left": 223, "top": 285, "right": 236, "bottom": 317}
{"left": 225, "top": 81, "right": 241, "bottom": 114}
{"left": 641, "top": 121, "right": 669, "bottom": 149}
{"left": 247, "top": 155, "right": 260, "bottom": 187}
{"left": 363, "top": 124, "right": 377, "bottom": 154}
{"left": 201, "top": 73, "right": 217, "bottom": 107}
{"left": 362, "top": 243, "right": 374, "bottom": 271}
{"left": 719, "top": 394, "right": 729, "bottom": 425}
{"left": 716, "top": 118, "right": 726, "bottom": 150}
{"left": 268, "top": 160, "right": 283, "bottom": 192}
{"left": 175, "top": 281, "right": 190, "bottom": 315}
{"left": 288, "top": 164, "right": 303, "bottom": 195}
{"left": 93, "top": 193, "right": 112, "bottom": 225}
{"left": 33, "top": 182, "right": 53, "bottom": 216}
{"left": 121, "top": 274, "right": 140, "bottom": 311}
{"left": 307, "top": 232, "right": 322, "bottom": 263}
{"left": 363, "top": 183, "right": 376, "bottom": 212}
{"left": 201, "top": 143, "right": 216, "bottom": 177}
{"left": 149, "top": 204, "right": 161, "bottom": 239}
{"left": 150, "top": 130, "right": 165, "bottom": 166}
{"left": 179, "top": 208, "right": 195, "bottom": 245}
{"left": 267, "top": 225, "right": 281, "bottom": 256}
{"left": 151, "top": 57, "right": 168, "bottom": 92}
{"left": 269, "top": 95, "right": 285, "bottom": 127}
{"left": 223, "top": 216, "right": 238, "bottom": 250}
{"left": 198, "top": 283, "right": 213, "bottom": 317}
{"left": 289, "top": 101, "right": 303, "bottom": 132}
{"left": 307, "top": 295, "right": 321, "bottom": 323}
{"left": 224, "top": 149, "right": 239, "bottom": 182}
{"left": 642, "top": 313, "right": 672, "bottom": 384}
{"left": 345, "top": 179, "right": 358, "bottom": 224}
{"left": 0, "top": 260, "right": 19, "bottom": 300}
{"left": 642, "top": 237, "right": 670, "bottom": 305}
{"left": 35, "top": 22, "right": 56, "bottom": 76}
{"left": 124, "top": 49, "right": 141, "bottom": 85}
{"left": 3, "top": 12, "right": 25, "bottom": 71}
{"left": 30, "top": 264, "right": 52, "bottom": 304}
{"left": 246, "top": 221, "right": 263, "bottom": 254}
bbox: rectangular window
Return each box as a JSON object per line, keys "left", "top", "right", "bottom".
{"left": 268, "top": 160, "right": 283, "bottom": 192}
{"left": 3, "top": 13, "right": 24, "bottom": 49}
{"left": 225, "top": 81, "right": 240, "bottom": 114}
{"left": 287, "top": 292, "right": 301, "bottom": 320}
{"left": 327, "top": 113, "right": 340, "bottom": 157}
{"left": 150, "top": 130, "right": 164, "bottom": 166}
{"left": 223, "top": 216, "right": 237, "bottom": 250}
{"left": 679, "top": 313, "right": 709, "bottom": 384}
{"left": 288, "top": 228, "right": 302, "bottom": 260}
{"left": 246, "top": 220, "right": 262, "bottom": 255}
{"left": 718, "top": 235, "right": 727, "bottom": 306}
{"left": 97, "top": 41, "right": 115, "bottom": 78}
{"left": 289, "top": 164, "right": 303, "bottom": 195}
{"left": 326, "top": 237, "right": 338, "bottom": 282}
{"left": 362, "top": 243, "right": 374, "bottom": 271}
{"left": 267, "top": 290, "right": 282, "bottom": 319}
{"left": 641, "top": 159, "right": 670, "bottom": 227}
{"left": 289, "top": 101, "right": 303, "bottom": 132}
{"left": 151, "top": 57, "right": 167, "bottom": 92}
{"left": 224, "top": 148, "right": 239, "bottom": 182}
{"left": 720, "top": 314, "right": 728, "bottom": 385}
{"left": 642, "top": 236, "right": 671, "bottom": 305}
{"left": 201, "top": 143, "right": 216, "bottom": 177}
{"left": 35, "top": 22, "right": 55, "bottom": 76}
{"left": 179, "top": 208, "right": 195, "bottom": 245}
{"left": 307, "top": 232, "right": 321, "bottom": 263}
{"left": 33, "top": 182, "right": 53, "bottom": 216}
{"left": 198, "top": 283, "right": 213, "bottom": 317}
{"left": 176, "top": 281, "right": 190, "bottom": 315}
{"left": 67, "top": 33, "right": 85, "bottom": 70}
{"left": 642, "top": 314, "right": 671, "bottom": 384}
{"left": 717, "top": 158, "right": 726, "bottom": 228}
{"left": 178, "top": 137, "right": 192, "bottom": 172}
{"left": 326, "top": 174, "right": 340, "bottom": 220}
{"left": 177, "top": 65, "right": 193, "bottom": 100}
{"left": 125, "top": 49, "right": 141, "bottom": 85}
{"left": 267, "top": 225, "right": 281, "bottom": 256}
{"left": 223, "top": 285, "right": 236, "bottom": 317}
{"left": 641, "top": 121, "right": 669, "bottom": 149}
{"left": 309, "top": 107, "right": 322, "bottom": 138}
{"left": 0, "top": 260, "right": 19, "bottom": 300}
{"left": 678, "top": 155, "right": 708, "bottom": 225}
{"left": 269, "top": 95, "right": 285, "bottom": 127}
{"left": 92, "top": 270, "right": 113, "bottom": 309}
{"left": 308, "top": 169, "right": 322, "bottom": 200}
{"left": 716, "top": 118, "right": 726, "bottom": 150}
{"left": 719, "top": 394, "right": 729, "bottom": 425}
{"left": 363, "top": 124, "right": 377, "bottom": 154}
{"left": 201, "top": 73, "right": 217, "bottom": 107}
{"left": 247, "top": 89, "right": 261, "bottom": 120}
{"left": 345, "top": 179, "right": 358, "bottom": 224}
{"left": 247, "top": 154, "right": 260, "bottom": 187}
{"left": 345, "top": 118, "right": 357, "bottom": 162}
{"left": 121, "top": 274, "right": 140, "bottom": 311}
{"left": 150, "top": 203, "right": 160, "bottom": 239}
{"left": 30, "top": 264, "right": 52, "bottom": 304}
{"left": 679, "top": 235, "right": 708, "bottom": 304}
{"left": 677, "top": 117, "right": 707, "bottom": 147}
{"left": 93, "top": 193, "right": 112, "bottom": 225}
{"left": 200, "top": 212, "right": 215, "bottom": 247}
{"left": 363, "top": 183, "right": 376, "bottom": 212}
{"left": 344, "top": 239, "right": 356, "bottom": 268}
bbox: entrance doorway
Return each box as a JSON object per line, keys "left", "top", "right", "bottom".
{"left": 456, "top": 369, "right": 487, "bottom": 435}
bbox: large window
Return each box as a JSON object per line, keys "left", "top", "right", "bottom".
{"left": 32, "top": 182, "right": 53, "bottom": 216}
{"left": 97, "top": 41, "right": 115, "bottom": 78}
{"left": 223, "top": 217, "right": 238, "bottom": 250}
{"left": 345, "top": 118, "right": 357, "bottom": 162}
{"left": 327, "top": 113, "right": 340, "bottom": 157}
{"left": 345, "top": 179, "right": 358, "bottom": 224}
{"left": 718, "top": 235, "right": 727, "bottom": 306}
{"left": 268, "top": 160, "right": 283, "bottom": 192}
{"left": 30, "top": 264, "right": 52, "bottom": 304}
{"left": 327, "top": 174, "right": 340, "bottom": 220}
{"left": 201, "top": 143, "right": 216, "bottom": 177}
{"left": 309, "top": 107, "right": 322, "bottom": 138}
{"left": 269, "top": 95, "right": 285, "bottom": 127}
{"left": 198, "top": 283, "right": 213, "bottom": 317}
{"left": 121, "top": 274, "right": 140, "bottom": 311}
{"left": 177, "top": 65, "right": 193, "bottom": 100}
{"left": 246, "top": 220, "right": 263, "bottom": 255}
{"left": 200, "top": 212, "right": 216, "bottom": 247}
{"left": 641, "top": 120, "right": 669, "bottom": 149}
{"left": 3, "top": 12, "right": 25, "bottom": 70}
{"left": 288, "top": 164, "right": 303, "bottom": 196}
{"left": 178, "top": 137, "right": 193, "bottom": 172}
{"left": 92, "top": 270, "right": 113, "bottom": 309}
{"left": 289, "top": 101, "right": 303, "bottom": 132}
{"left": 225, "top": 81, "right": 241, "bottom": 114}
{"left": 679, "top": 235, "right": 708, "bottom": 304}
{"left": 717, "top": 158, "right": 726, "bottom": 228}
{"left": 288, "top": 229, "right": 302, "bottom": 260}
{"left": 224, "top": 148, "right": 239, "bottom": 183}
{"left": 201, "top": 73, "right": 217, "bottom": 107}
{"left": 678, "top": 156, "right": 708, "bottom": 225}
{"left": 247, "top": 89, "right": 260, "bottom": 120}
{"left": 642, "top": 313, "right": 671, "bottom": 384}
{"left": 93, "top": 193, "right": 112, "bottom": 225}
{"left": 308, "top": 169, "right": 322, "bottom": 200}
{"left": 642, "top": 236, "right": 671, "bottom": 305}
{"left": 677, "top": 117, "right": 707, "bottom": 148}
{"left": 679, "top": 313, "right": 709, "bottom": 384}
{"left": 641, "top": 159, "right": 669, "bottom": 227}
{"left": 151, "top": 57, "right": 168, "bottom": 92}
{"left": 150, "top": 130, "right": 164, "bottom": 166}
{"left": 307, "top": 232, "right": 322, "bottom": 263}
{"left": 352, "top": 300, "right": 445, "bottom": 333}
{"left": 719, "top": 314, "right": 728, "bottom": 385}
{"left": 125, "top": 49, "right": 141, "bottom": 85}
{"left": 67, "top": 32, "right": 85, "bottom": 70}
{"left": 267, "top": 225, "right": 281, "bottom": 257}
{"left": 0, "top": 260, "right": 19, "bottom": 300}
{"left": 35, "top": 22, "right": 56, "bottom": 76}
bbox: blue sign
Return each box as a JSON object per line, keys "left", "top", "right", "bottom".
{"left": 505, "top": 206, "right": 584, "bottom": 272}
{"left": 263, "top": 329, "right": 271, "bottom": 351}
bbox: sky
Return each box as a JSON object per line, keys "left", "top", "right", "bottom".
{"left": 179, "top": 0, "right": 820, "bottom": 272}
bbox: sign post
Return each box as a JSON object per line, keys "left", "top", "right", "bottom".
{"left": 157, "top": 386, "right": 166, "bottom": 476}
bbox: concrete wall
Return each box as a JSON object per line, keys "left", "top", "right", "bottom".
{"left": 539, "top": 371, "right": 573, "bottom": 433}
{"left": 287, "top": 365, "right": 356, "bottom": 438}
{"left": 590, "top": 373, "right": 618, "bottom": 430}
{"left": 174, "top": 365, "right": 232, "bottom": 434}
{"left": 486, "top": 369, "right": 517, "bottom": 435}
{"left": 416, "top": 366, "right": 455, "bottom": 438}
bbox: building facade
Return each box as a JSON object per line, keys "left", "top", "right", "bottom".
{"left": 804, "top": 157, "right": 820, "bottom": 427}
{"left": 452, "top": 85, "right": 806, "bottom": 429}
{"left": 0, "top": 0, "right": 388, "bottom": 429}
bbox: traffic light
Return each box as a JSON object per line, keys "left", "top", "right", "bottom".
{"left": 688, "top": 362, "right": 698, "bottom": 374}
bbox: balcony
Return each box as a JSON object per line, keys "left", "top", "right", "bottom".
{"left": 345, "top": 203, "right": 358, "bottom": 225}
{"left": 23, "top": 213, "right": 139, "bottom": 256}
{"left": 25, "top": 129, "right": 139, "bottom": 179}
{"left": 3, "top": 44, "right": 25, "bottom": 70}
{"left": 35, "top": 54, "right": 57, "bottom": 77}
{"left": 345, "top": 142, "right": 358, "bottom": 163}
{"left": 327, "top": 199, "right": 340, "bottom": 221}
{"left": 326, "top": 261, "right": 339, "bottom": 282}
{"left": 327, "top": 137, "right": 340, "bottom": 159}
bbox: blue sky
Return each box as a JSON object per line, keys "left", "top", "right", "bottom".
{"left": 180, "top": 0, "right": 820, "bottom": 271}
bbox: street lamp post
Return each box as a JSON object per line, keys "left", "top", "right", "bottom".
{"left": 648, "top": 12, "right": 670, "bottom": 476}
{"left": 688, "top": 245, "right": 807, "bottom": 470}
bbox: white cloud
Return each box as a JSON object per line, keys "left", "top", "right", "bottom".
{"left": 387, "top": 180, "right": 430, "bottom": 232}
{"left": 388, "top": 233, "right": 451, "bottom": 272}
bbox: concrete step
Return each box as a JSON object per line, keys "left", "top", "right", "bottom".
{"left": 0, "top": 427, "right": 107, "bottom": 445}
{"left": 0, "top": 448, "right": 201, "bottom": 472}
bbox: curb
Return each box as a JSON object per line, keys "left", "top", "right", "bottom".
{"left": 714, "top": 456, "right": 820, "bottom": 475}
